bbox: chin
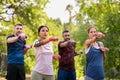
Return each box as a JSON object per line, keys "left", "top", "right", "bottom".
{"left": 65, "top": 39, "right": 70, "bottom": 41}
{"left": 43, "top": 37, "right": 47, "bottom": 39}
{"left": 16, "top": 33, "right": 20, "bottom": 36}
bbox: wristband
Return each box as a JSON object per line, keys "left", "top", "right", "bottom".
{"left": 52, "top": 55, "right": 55, "bottom": 59}
{"left": 18, "top": 35, "right": 21, "bottom": 39}
{"left": 49, "top": 37, "right": 53, "bottom": 41}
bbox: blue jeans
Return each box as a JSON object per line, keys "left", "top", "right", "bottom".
{"left": 57, "top": 69, "right": 76, "bottom": 80}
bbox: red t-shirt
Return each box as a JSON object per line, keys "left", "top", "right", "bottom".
{"left": 58, "top": 41, "right": 76, "bottom": 71}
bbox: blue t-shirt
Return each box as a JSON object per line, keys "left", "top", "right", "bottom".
{"left": 7, "top": 35, "right": 26, "bottom": 64}
{"left": 85, "top": 42, "right": 104, "bottom": 80}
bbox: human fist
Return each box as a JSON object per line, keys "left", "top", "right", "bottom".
{"left": 100, "top": 47, "right": 109, "bottom": 52}
{"left": 68, "top": 40, "right": 76, "bottom": 45}
{"left": 79, "top": 50, "right": 83, "bottom": 54}
{"left": 49, "top": 37, "right": 59, "bottom": 42}
{"left": 18, "top": 33, "right": 28, "bottom": 40}
{"left": 96, "top": 32, "right": 105, "bottom": 38}
{"left": 52, "top": 55, "right": 61, "bottom": 60}
{"left": 57, "top": 55, "right": 61, "bottom": 59}
{"left": 24, "top": 44, "right": 32, "bottom": 49}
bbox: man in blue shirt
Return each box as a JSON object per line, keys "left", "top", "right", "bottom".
{"left": 6, "top": 24, "right": 32, "bottom": 80}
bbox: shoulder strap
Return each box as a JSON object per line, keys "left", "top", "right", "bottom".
{"left": 85, "top": 44, "right": 92, "bottom": 54}
{"left": 97, "top": 41, "right": 101, "bottom": 48}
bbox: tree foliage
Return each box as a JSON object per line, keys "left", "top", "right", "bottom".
{"left": 0, "top": 0, "right": 120, "bottom": 79}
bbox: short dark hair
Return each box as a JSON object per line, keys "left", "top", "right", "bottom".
{"left": 62, "top": 30, "right": 69, "bottom": 34}
{"left": 14, "top": 23, "right": 23, "bottom": 27}
{"left": 38, "top": 25, "right": 49, "bottom": 34}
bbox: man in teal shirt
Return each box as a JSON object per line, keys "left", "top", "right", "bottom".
{"left": 6, "top": 24, "right": 32, "bottom": 80}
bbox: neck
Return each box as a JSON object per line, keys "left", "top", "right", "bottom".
{"left": 14, "top": 33, "right": 17, "bottom": 36}
{"left": 92, "top": 41, "right": 97, "bottom": 44}
{"left": 40, "top": 37, "right": 46, "bottom": 40}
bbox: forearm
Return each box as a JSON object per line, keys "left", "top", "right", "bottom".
{"left": 40, "top": 39, "right": 50, "bottom": 45}
{"left": 24, "top": 44, "right": 32, "bottom": 54}
{"left": 84, "top": 37, "right": 96, "bottom": 49}
{"left": 24, "top": 48, "right": 28, "bottom": 54}
{"left": 74, "top": 51, "right": 78, "bottom": 56}
{"left": 7, "top": 36, "right": 19, "bottom": 43}
{"left": 34, "top": 37, "right": 58, "bottom": 47}
{"left": 74, "top": 51, "right": 82, "bottom": 56}
{"left": 34, "top": 39, "right": 49, "bottom": 47}
{"left": 52, "top": 55, "right": 61, "bottom": 60}
{"left": 102, "top": 51, "right": 106, "bottom": 61}
{"left": 60, "top": 41, "right": 69, "bottom": 47}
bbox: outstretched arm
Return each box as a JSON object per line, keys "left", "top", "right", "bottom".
{"left": 7, "top": 33, "right": 27, "bottom": 43}
{"left": 59, "top": 40, "right": 75, "bottom": 47}
{"left": 7, "top": 36, "right": 19, "bottom": 43}
{"left": 34, "top": 37, "right": 58, "bottom": 47}
{"left": 84, "top": 36, "right": 96, "bottom": 50}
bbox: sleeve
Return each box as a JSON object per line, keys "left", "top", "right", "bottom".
{"left": 58, "top": 41, "right": 63, "bottom": 55}
{"left": 74, "top": 41, "right": 76, "bottom": 48}
{"left": 6, "top": 35, "right": 14, "bottom": 39}
{"left": 34, "top": 39, "right": 41, "bottom": 47}
{"left": 58, "top": 41, "right": 63, "bottom": 49}
{"left": 24, "top": 40, "right": 26, "bottom": 45}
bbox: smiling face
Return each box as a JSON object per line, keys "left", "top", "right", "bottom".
{"left": 14, "top": 25, "right": 23, "bottom": 36}
{"left": 88, "top": 27, "right": 97, "bottom": 39}
{"left": 38, "top": 26, "right": 49, "bottom": 39}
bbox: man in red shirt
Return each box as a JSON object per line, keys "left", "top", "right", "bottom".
{"left": 57, "top": 30, "right": 82, "bottom": 80}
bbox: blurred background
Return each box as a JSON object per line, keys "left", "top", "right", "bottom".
{"left": 0, "top": 0, "right": 120, "bottom": 80}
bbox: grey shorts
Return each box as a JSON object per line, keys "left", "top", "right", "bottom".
{"left": 31, "top": 71, "right": 55, "bottom": 80}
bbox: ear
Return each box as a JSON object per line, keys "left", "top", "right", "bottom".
{"left": 62, "top": 35, "right": 64, "bottom": 38}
